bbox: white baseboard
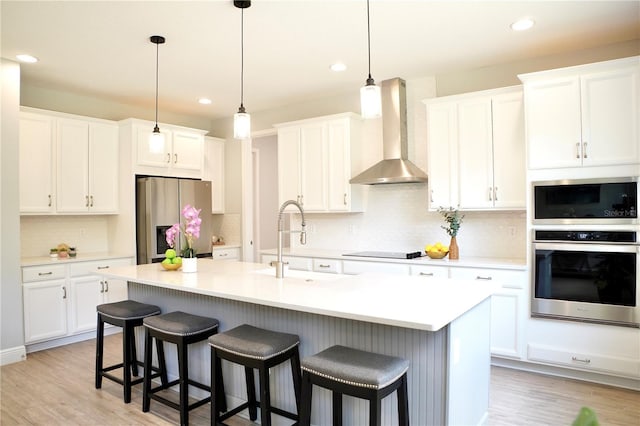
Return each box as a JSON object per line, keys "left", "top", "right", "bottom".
{"left": 0, "top": 345, "right": 27, "bottom": 366}
{"left": 26, "top": 327, "right": 120, "bottom": 354}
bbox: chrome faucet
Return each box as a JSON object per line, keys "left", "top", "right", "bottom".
{"left": 273, "top": 200, "right": 306, "bottom": 278}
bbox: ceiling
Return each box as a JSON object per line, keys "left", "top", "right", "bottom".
{"left": 2, "top": 1, "right": 639, "bottom": 122}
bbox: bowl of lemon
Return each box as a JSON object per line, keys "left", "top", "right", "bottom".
{"left": 425, "top": 242, "right": 449, "bottom": 259}
{"left": 161, "top": 249, "right": 183, "bottom": 271}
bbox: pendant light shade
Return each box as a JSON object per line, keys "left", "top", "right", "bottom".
{"left": 233, "top": 0, "right": 251, "bottom": 140}
{"left": 149, "top": 35, "right": 166, "bottom": 154}
{"left": 360, "top": 0, "right": 381, "bottom": 119}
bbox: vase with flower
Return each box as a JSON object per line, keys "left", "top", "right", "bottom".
{"left": 166, "top": 204, "right": 202, "bottom": 273}
{"left": 438, "top": 206, "right": 464, "bottom": 260}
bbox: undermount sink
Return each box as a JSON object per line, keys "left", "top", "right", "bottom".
{"left": 253, "top": 268, "right": 345, "bottom": 282}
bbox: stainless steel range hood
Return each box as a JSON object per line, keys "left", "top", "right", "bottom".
{"left": 350, "top": 78, "right": 428, "bottom": 185}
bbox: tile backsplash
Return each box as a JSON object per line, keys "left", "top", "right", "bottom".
{"left": 21, "top": 215, "right": 110, "bottom": 257}
{"left": 290, "top": 184, "right": 527, "bottom": 259}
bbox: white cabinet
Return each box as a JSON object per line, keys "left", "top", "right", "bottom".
{"left": 204, "top": 136, "right": 226, "bottom": 214}
{"left": 527, "top": 320, "right": 640, "bottom": 378}
{"left": 424, "top": 86, "right": 525, "bottom": 211}
{"left": 410, "top": 264, "right": 449, "bottom": 278}
{"left": 312, "top": 258, "right": 342, "bottom": 274}
{"left": 450, "top": 267, "right": 527, "bottom": 359}
{"left": 56, "top": 118, "right": 119, "bottom": 213}
{"left": 520, "top": 56, "right": 639, "bottom": 169}
{"left": 123, "top": 118, "right": 207, "bottom": 179}
{"left": 22, "top": 264, "right": 68, "bottom": 343}
{"left": 261, "top": 254, "right": 312, "bottom": 271}
{"left": 22, "top": 257, "right": 132, "bottom": 345}
{"left": 19, "top": 112, "right": 55, "bottom": 213}
{"left": 342, "top": 260, "right": 410, "bottom": 275}
{"left": 276, "top": 113, "right": 364, "bottom": 213}
{"left": 212, "top": 247, "right": 240, "bottom": 261}
{"left": 19, "top": 108, "right": 119, "bottom": 215}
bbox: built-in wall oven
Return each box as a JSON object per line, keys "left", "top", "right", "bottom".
{"left": 532, "top": 230, "right": 639, "bottom": 327}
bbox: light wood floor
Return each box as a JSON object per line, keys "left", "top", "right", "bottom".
{"left": 1, "top": 334, "right": 638, "bottom": 425}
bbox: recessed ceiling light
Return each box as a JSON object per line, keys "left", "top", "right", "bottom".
{"left": 198, "top": 98, "right": 212, "bottom": 105}
{"left": 510, "top": 18, "right": 535, "bottom": 31}
{"left": 330, "top": 62, "right": 347, "bottom": 72}
{"left": 16, "top": 54, "right": 38, "bottom": 63}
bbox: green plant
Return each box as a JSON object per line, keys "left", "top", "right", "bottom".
{"left": 438, "top": 206, "right": 464, "bottom": 237}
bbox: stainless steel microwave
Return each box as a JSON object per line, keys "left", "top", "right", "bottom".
{"left": 533, "top": 177, "right": 638, "bottom": 225}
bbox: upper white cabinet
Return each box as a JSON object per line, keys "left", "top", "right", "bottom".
{"left": 424, "top": 86, "right": 525, "bottom": 211}
{"left": 56, "top": 118, "right": 119, "bottom": 213}
{"left": 520, "top": 56, "right": 639, "bottom": 169}
{"left": 275, "top": 113, "right": 364, "bottom": 213}
{"left": 19, "top": 112, "right": 55, "bottom": 213}
{"left": 204, "top": 136, "right": 226, "bottom": 214}
{"left": 19, "top": 108, "right": 119, "bottom": 215}
{"left": 122, "top": 118, "right": 206, "bottom": 179}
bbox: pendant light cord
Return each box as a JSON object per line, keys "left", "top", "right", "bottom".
{"left": 366, "top": 0, "right": 372, "bottom": 80}
{"left": 154, "top": 39, "right": 159, "bottom": 126}
{"left": 240, "top": 8, "right": 245, "bottom": 109}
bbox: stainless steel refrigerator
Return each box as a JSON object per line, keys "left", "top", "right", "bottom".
{"left": 136, "top": 177, "right": 213, "bottom": 264}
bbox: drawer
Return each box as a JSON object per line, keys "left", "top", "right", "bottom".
{"left": 449, "top": 267, "right": 525, "bottom": 289}
{"left": 410, "top": 265, "right": 449, "bottom": 278}
{"left": 342, "top": 260, "right": 410, "bottom": 275}
{"left": 312, "top": 258, "right": 342, "bottom": 274}
{"left": 69, "top": 258, "right": 133, "bottom": 277}
{"left": 528, "top": 343, "right": 640, "bottom": 378}
{"left": 22, "top": 264, "right": 66, "bottom": 282}
{"left": 212, "top": 248, "right": 240, "bottom": 260}
{"left": 260, "top": 254, "right": 312, "bottom": 271}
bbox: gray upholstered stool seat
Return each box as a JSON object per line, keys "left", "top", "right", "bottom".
{"left": 208, "top": 324, "right": 302, "bottom": 426}
{"left": 142, "top": 311, "right": 225, "bottom": 426}
{"left": 95, "top": 300, "right": 163, "bottom": 404}
{"left": 300, "top": 345, "right": 410, "bottom": 426}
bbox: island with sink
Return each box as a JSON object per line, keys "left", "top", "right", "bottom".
{"left": 99, "top": 258, "right": 498, "bottom": 426}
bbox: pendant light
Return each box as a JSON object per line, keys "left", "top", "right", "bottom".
{"left": 233, "top": 0, "right": 251, "bottom": 140}
{"left": 360, "top": 0, "right": 381, "bottom": 119}
{"left": 149, "top": 35, "right": 166, "bottom": 154}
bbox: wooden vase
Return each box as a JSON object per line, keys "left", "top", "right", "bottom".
{"left": 449, "top": 236, "right": 459, "bottom": 260}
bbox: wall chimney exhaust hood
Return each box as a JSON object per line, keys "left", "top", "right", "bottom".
{"left": 350, "top": 78, "right": 428, "bottom": 185}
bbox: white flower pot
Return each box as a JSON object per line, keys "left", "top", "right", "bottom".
{"left": 182, "top": 257, "right": 198, "bottom": 273}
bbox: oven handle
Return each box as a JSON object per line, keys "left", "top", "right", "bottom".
{"left": 533, "top": 241, "right": 639, "bottom": 253}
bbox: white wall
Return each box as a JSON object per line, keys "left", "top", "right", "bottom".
{"left": 252, "top": 135, "right": 279, "bottom": 252}
{"left": 1, "top": 58, "right": 26, "bottom": 362}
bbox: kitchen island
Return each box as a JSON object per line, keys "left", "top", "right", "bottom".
{"left": 100, "top": 259, "right": 498, "bottom": 426}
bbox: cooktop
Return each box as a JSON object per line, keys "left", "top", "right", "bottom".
{"left": 343, "top": 251, "right": 423, "bottom": 259}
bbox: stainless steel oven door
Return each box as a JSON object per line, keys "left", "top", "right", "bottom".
{"left": 532, "top": 241, "right": 639, "bottom": 327}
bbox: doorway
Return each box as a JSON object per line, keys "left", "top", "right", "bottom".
{"left": 251, "top": 134, "right": 279, "bottom": 260}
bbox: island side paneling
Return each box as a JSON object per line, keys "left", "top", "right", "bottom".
{"left": 129, "top": 281, "right": 450, "bottom": 426}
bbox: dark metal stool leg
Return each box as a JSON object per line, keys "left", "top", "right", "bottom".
{"left": 333, "top": 392, "right": 343, "bottom": 426}
{"left": 370, "top": 395, "right": 381, "bottom": 426}
{"left": 178, "top": 340, "right": 189, "bottom": 426}
{"left": 122, "top": 322, "right": 132, "bottom": 403}
{"left": 129, "top": 327, "right": 139, "bottom": 377}
{"left": 300, "top": 372, "right": 312, "bottom": 426}
{"left": 259, "top": 365, "right": 271, "bottom": 426}
{"left": 398, "top": 374, "right": 409, "bottom": 426}
{"left": 245, "top": 367, "right": 257, "bottom": 420}
{"left": 290, "top": 346, "right": 302, "bottom": 416}
{"left": 142, "top": 330, "right": 153, "bottom": 413}
{"left": 95, "top": 314, "right": 104, "bottom": 389}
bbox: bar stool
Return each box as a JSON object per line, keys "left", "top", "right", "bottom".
{"left": 300, "top": 345, "right": 410, "bottom": 426}
{"left": 142, "top": 311, "right": 225, "bottom": 426}
{"left": 95, "top": 299, "right": 165, "bottom": 403}
{"left": 208, "top": 324, "right": 301, "bottom": 426}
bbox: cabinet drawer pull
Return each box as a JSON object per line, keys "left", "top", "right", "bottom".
{"left": 488, "top": 187, "right": 493, "bottom": 201}
{"left": 48, "top": 194, "right": 52, "bottom": 207}
{"left": 318, "top": 264, "right": 331, "bottom": 268}
{"left": 62, "top": 286, "right": 67, "bottom": 299}
{"left": 575, "top": 142, "right": 581, "bottom": 159}
{"left": 85, "top": 195, "right": 89, "bottom": 207}
{"left": 419, "top": 272, "right": 434, "bottom": 276}
{"left": 96, "top": 266, "right": 110, "bottom": 270}
{"left": 343, "top": 193, "right": 347, "bottom": 206}
{"left": 430, "top": 190, "right": 434, "bottom": 203}
{"left": 476, "top": 276, "right": 492, "bottom": 280}
{"left": 571, "top": 356, "right": 591, "bottom": 364}
{"left": 174, "top": 153, "right": 178, "bottom": 163}
{"left": 582, "top": 142, "right": 588, "bottom": 159}
{"left": 219, "top": 253, "right": 228, "bottom": 257}
{"left": 104, "top": 281, "right": 109, "bottom": 292}
{"left": 90, "top": 195, "right": 94, "bottom": 207}
{"left": 38, "top": 271, "right": 53, "bottom": 276}
{"left": 100, "top": 281, "right": 105, "bottom": 293}
{"left": 494, "top": 187, "right": 498, "bottom": 201}
{"left": 166, "top": 153, "right": 171, "bottom": 163}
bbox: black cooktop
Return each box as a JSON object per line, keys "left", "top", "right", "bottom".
{"left": 343, "top": 251, "right": 423, "bottom": 259}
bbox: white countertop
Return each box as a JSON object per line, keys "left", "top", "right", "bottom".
{"left": 260, "top": 248, "right": 527, "bottom": 270}
{"left": 21, "top": 252, "right": 135, "bottom": 267}
{"left": 99, "top": 259, "right": 499, "bottom": 332}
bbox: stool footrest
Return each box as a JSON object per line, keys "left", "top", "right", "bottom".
{"left": 219, "top": 402, "right": 250, "bottom": 421}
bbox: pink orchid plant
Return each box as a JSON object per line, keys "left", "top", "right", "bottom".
{"left": 165, "top": 204, "right": 202, "bottom": 258}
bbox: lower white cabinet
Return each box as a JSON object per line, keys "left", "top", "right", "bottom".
{"left": 22, "top": 257, "right": 132, "bottom": 345}
{"left": 342, "top": 260, "right": 410, "bottom": 275}
{"left": 449, "top": 267, "right": 527, "bottom": 359}
{"left": 23, "top": 279, "right": 68, "bottom": 343}
{"left": 312, "top": 258, "right": 342, "bottom": 274}
{"left": 410, "top": 264, "right": 449, "bottom": 278}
